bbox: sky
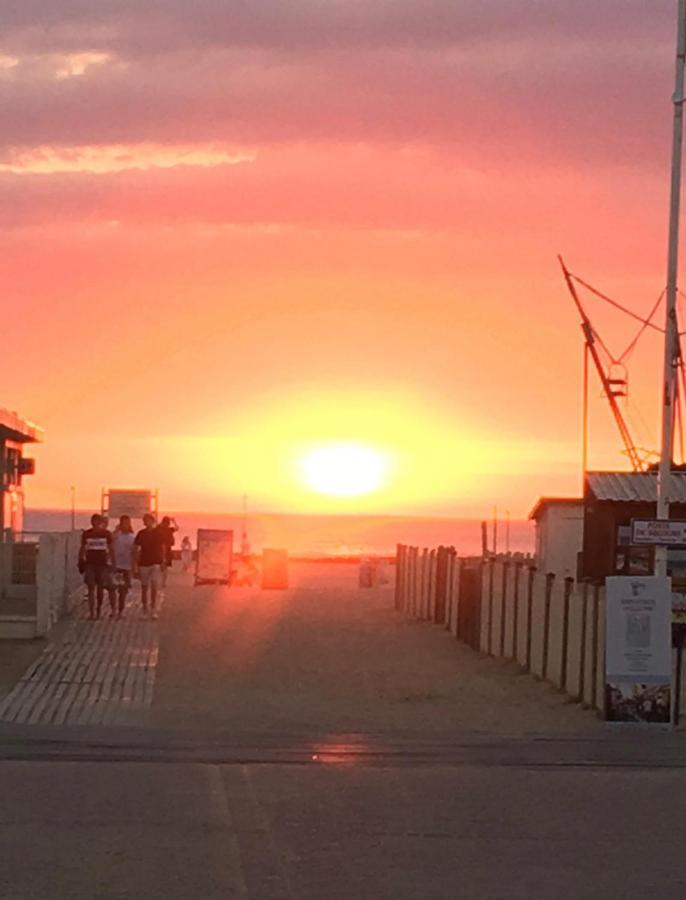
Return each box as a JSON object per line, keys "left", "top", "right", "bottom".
{"left": 1, "top": 1, "right": 683, "bottom": 516}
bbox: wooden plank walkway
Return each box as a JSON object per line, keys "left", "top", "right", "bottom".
{"left": 0, "top": 599, "right": 161, "bottom": 727}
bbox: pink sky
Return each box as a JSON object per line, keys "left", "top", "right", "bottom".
{"left": 2, "top": 1, "right": 683, "bottom": 516}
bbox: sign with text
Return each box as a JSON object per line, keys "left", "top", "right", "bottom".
{"left": 195, "top": 529, "right": 233, "bottom": 585}
{"left": 106, "top": 490, "right": 154, "bottom": 520}
{"left": 631, "top": 519, "right": 686, "bottom": 546}
{"left": 605, "top": 576, "right": 672, "bottom": 724}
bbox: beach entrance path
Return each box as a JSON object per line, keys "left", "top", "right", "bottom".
{"left": 0, "top": 562, "right": 597, "bottom": 736}
{"left": 150, "top": 561, "right": 597, "bottom": 736}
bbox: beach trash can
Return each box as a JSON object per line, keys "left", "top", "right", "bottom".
{"left": 262, "top": 548, "right": 288, "bottom": 589}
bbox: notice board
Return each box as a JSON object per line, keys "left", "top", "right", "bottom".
{"left": 195, "top": 529, "right": 233, "bottom": 585}
{"left": 605, "top": 576, "right": 672, "bottom": 724}
{"left": 106, "top": 490, "right": 155, "bottom": 520}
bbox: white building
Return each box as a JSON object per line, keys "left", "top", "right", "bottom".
{"left": 0, "top": 408, "right": 42, "bottom": 541}
{"left": 529, "top": 497, "right": 584, "bottom": 578}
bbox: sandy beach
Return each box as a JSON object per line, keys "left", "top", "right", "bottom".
{"left": 151, "top": 562, "right": 599, "bottom": 736}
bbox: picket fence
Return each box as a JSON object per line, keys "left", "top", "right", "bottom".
{"left": 394, "top": 545, "right": 606, "bottom": 713}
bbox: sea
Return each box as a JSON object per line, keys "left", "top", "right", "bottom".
{"left": 24, "top": 509, "right": 534, "bottom": 559}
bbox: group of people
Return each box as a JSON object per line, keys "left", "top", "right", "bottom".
{"left": 78, "top": 513, "right": 178, "bottom": 620}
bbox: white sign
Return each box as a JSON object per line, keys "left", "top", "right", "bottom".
{"left": 195, "top": 529, "right": 233, "bottom": 585}
{"left": 631, "top": 519, "right": 686, "bottom": 546}
{"left": 605, "top": 576, "right": 672, "bottom": 724}
{"left": 107, "top": 490, "right": 154, "bottom": 519}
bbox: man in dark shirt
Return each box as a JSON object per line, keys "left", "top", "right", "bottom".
{"left": 133, "top": 514, "right": 165, "bottom": 618}
{"left": 79, "top": 513, "right": 113, "bottom": 619}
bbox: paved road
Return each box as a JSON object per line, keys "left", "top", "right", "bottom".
{"left": 1, "top": 563, "right": 685, "bottom": 898}
{"left": 1, "top": 739, "right": 686, "bottom": 899}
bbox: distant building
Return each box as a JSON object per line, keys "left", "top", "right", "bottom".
{"left": 0, "top": 409, "right": 42, "bottom": 541}
{"left": 529, "top": 497, "right": 584, "bottom": 577}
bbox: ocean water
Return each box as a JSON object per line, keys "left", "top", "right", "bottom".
{"left": 24, "top": 509, "right": 535, "bottom": 558}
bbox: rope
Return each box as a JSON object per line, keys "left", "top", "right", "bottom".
{"left": 618, "top": 291, "right": 665, "bottom": 363}
{"left": 570, "top": 273, "right": 665, "bottom": 333}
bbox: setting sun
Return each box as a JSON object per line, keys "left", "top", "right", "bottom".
{"left": 299, "top": 443, "right": 389, "bottom": 497}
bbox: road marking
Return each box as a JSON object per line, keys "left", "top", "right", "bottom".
{"left": 204, "top": 766, "right": 250, "bottom": 899}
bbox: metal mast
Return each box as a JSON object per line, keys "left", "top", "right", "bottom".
{"left": 656, "top": 0, "right": 686, "bottom": 577}
{"left": 559, "top": 257, "right": 643, "bottom": 472}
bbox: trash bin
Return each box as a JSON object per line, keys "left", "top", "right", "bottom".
{"left": 262, "top": 548, "right": 288, "bottom": 589}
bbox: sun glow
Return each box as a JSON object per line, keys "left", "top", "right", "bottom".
{"left": 299, "top": 443, "right": 389, "bottom": 497}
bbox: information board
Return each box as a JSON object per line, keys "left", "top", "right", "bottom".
{"left": 195, "top": 529, "right": 233, "bottom": 585}
{"left": 605, "top": 576, "right": 672, "bottom": 724}
{"left": 106, "top": 490, "right": 155, "bottom": 520}
{"left": 631, "top": 519, "right": 686, "bottom": 546}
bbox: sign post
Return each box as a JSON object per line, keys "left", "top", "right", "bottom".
{"left": 195, "top": 529, "right": 233, "bottom": 586}
{"left": 103, "top": 489, "right": 157, "bottom": 521}
{"left": 605, "top": 576, "right": 672, "bottom": 724}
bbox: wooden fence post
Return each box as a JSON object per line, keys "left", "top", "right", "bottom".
{"left": 448, "top": 551, "right": 459, "bottom": 634}
{"left": 541, "top": 572, "right": 555, "bottom": 681}
{"left": 525, "top": 567, "right": 536, "bottom": 672}
{"left": 487, "top": 558, "right": 495, "bottom": 655}
{"left": 559, "top": 577, "right": 574, "bottom": 692}
{"left": 499, "top": 562, "right": 509, "bottom": 657}
{"left": 434, "top": 546, "right": 448, "bottom": 625}
{"left": 428, "top": 549, "right": 437, "bottom": 621}
{"left": 419, "top": 549, "right": 428, "bottom": 619}
{"left": 591, "top": 584, "right": 601, "bottom": 711}
{"left": 394, "top": 544, "right": 404, "bottom": 612}
{"left": 512, "top": 564, "right": 521, "bottom": 661}
{"left": 578, "top": 581, "right": 589, "bottom": 703}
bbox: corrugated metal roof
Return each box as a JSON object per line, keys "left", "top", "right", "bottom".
{"left": 586, "top": 471, "right": 686, "bottom": 503}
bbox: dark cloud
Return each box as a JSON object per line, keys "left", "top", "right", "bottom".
{"left": 0, "top": 38, "right": 671, "bottom": 169}
{"left": 2, "top": 1, "right": 673, "bottom": 56}
{"left": 0, "top": 0, "right": 677, "bottom": 229}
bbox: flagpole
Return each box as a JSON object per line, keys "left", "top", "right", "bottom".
{"left": 656, "top": 0, "right": 686, "bottom": 577}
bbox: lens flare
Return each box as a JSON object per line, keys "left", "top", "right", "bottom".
{"left": 299, "top": 443, "right": 388, "bottom": 497}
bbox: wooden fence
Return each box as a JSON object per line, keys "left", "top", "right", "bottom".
{"left": 394, "top": 545, "right": 606, "bottom": 713}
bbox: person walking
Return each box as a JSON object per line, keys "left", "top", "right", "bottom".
{"left": 79, "top": 513, "right": 113, "bottom": 620}
{"left": 181, "top": 536, "right": 193, "bottom": 572}
{"left": 111, "top": 514, "right": 135, "bottom": 618}
{"left": 157, "top": 516, "right": 178, "bottom": 588}
{"left": 133, "top": 514, "right": 165, "bottom": 619}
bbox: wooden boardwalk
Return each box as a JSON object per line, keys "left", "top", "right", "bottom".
{"left": 0, "top": 604, "right": 160, "bottom": 727}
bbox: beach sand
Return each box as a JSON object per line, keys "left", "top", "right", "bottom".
{"left": 151, "top": 562, "right": 600, "bottom": 736}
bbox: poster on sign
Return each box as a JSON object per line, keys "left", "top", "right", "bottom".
{"left": 605, "top": 576, "right": 672, "bottom": 724}
{"left": 195, "top": 529, "right": 233, "bottom": 585}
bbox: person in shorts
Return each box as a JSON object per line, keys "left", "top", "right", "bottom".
{"left": 133, "top": 514, "right": 165, "bottom": 618}
{"left": 79, "top": 513, "right": 113, "bottom": 619}
{"left": 111, "top": 514, "right": 135, "bottom": 618}
{"left": 156, "top": 516, "right": 178, "bottom": 587}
